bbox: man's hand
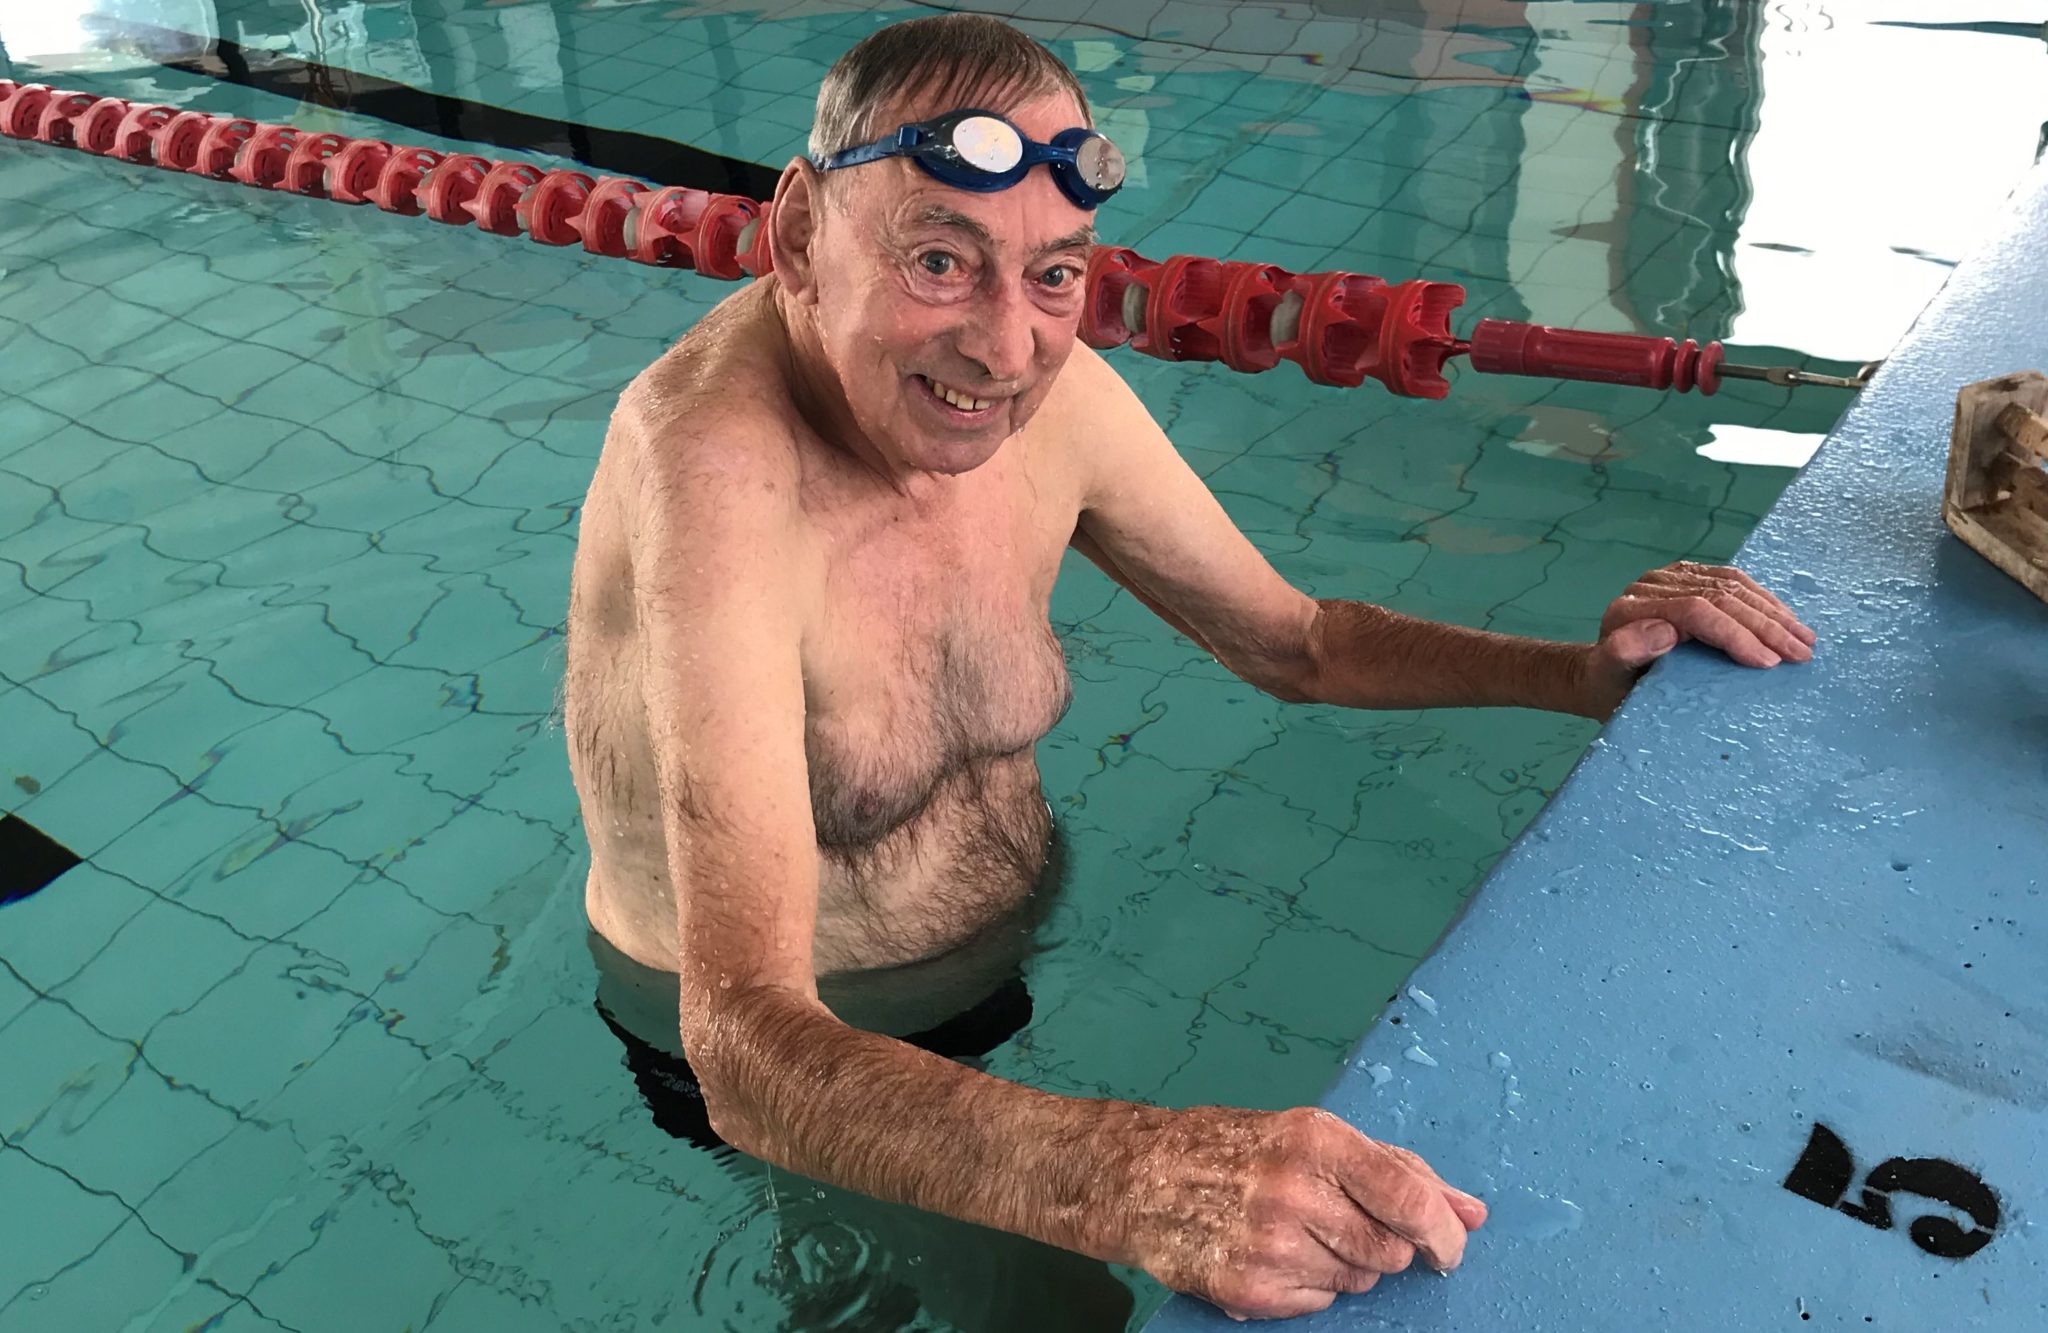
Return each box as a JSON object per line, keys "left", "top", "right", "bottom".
{"left": 1581, "top": 561, "right": 1815, "bottom": 720}
{"left": 1122, "top": 1106, "right": 1487, "bottom": 1321}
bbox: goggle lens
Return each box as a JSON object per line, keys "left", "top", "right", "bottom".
{"left": 951, "top": 116, "right": 1024, "bottom": 173}
{"left": 1073, "top": 135, "right": 1125, "bottom": 194}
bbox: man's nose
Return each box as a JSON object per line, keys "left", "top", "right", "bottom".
{"left": 955, "top": 279, "right": 1036, "bottom": 384}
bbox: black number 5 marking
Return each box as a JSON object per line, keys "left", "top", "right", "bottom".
{"left": 1782, "top": 1123, "right": 2001, "bottom": 1260}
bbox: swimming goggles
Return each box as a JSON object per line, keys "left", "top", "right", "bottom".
{"left": 810, "top": 109, "right": 1125, "bottom": 210}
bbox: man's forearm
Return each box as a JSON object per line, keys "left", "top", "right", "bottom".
{"left": 1301, "top": 598, "right": 1595, "bottom": 716}
{"left": 696, "top": 987, "right": 1166, "bottom": 1262}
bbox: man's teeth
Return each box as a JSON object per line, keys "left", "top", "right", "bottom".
{"left": 927, "top": 378, "right": 993, "bottom": 412}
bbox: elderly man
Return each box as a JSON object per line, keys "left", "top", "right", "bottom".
{"left": 564, "top": 12, "right": 1813, "bottom": 1321}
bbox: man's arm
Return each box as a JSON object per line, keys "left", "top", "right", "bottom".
{"left": 1062, "top": 345, "right": 1813, "bottom": 717}
{"left": 623, "top": 412, "right": 1116, "bottom": 1252}
{"left": 622, "top": 401, "right": 1477, "bottom": 1320}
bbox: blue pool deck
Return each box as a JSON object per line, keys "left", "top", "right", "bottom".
{"left": 1149, "top": 163, "right": 2048, "bottom": 1331}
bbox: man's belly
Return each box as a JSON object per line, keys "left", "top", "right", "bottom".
{"left": 584, "top": 752, "right": 1056, "bottom": 980}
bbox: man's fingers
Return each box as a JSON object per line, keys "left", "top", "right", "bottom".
{"left": 1332, "top": 1142, "right": 1471, "bottom": 1272}
{"left": 1376, "top": 1143, "right": 1489, "bottom": 1231}
{"left": 1445, "top": 1187, "right": 1488, "bottom": 1230}
{"left": 1663, "top": 564, "right": 1816, "bottom": 647}
{"left": 1661, "top": 597, "right": 1780, "bottom": 667}
{"left": 1707, "top": 587, "right": 1811, "bottom": 662}
{"left": 1308, "top": 1207, "right": 1417, "bottom": 1276}
{"left": 1219, "top": 1287, "right": 1339, "bottom": 1322}
{"left": 1688, "top": 579, "right": 1813, "bottom": 658}
{"left": 1333, "top": 1268, "right": 1383, "bottom": 1296}
{"left": 1614, "top": 586, "right": 1810, "bottom": 667}
{"left": 1720, "top": 566, "right": 1814, "bottom": 641}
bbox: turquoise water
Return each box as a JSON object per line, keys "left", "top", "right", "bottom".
{"left": 1, "top": 2, "right": 2040, "bottom": 1329}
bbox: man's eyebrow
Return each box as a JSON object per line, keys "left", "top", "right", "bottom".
{"left": 1036, "top": 226, "right": 1097, "bottom": 258}
{"left": 907, "top": 205, "right": 1094, "bottom": 260}
{"left": 911, "top": 204, "right": 996, "bottom": 249}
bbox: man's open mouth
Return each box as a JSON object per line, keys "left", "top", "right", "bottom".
{"left": 914, "top": 374, "right": 1000, "bottom": 417}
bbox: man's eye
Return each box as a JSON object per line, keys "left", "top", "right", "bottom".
{"left": 1040, "top": 265, "right": 1075, "bottom": 289}
{"left": 919, "top": 252, "right": 956, "bottom": 276}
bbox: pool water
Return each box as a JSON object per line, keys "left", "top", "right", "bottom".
{"left": 1, "top": 2, "right": 2041, "bottom": 1329}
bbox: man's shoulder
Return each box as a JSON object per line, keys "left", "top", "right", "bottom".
{"left": 612, "top": 298, "right": 804, "bottom": 509}
{"left": 1036, "top": 340, "right": 1146, "bottom": 437}
{"left": 1030, "top": 339, "right": 1159, "bottom": 486}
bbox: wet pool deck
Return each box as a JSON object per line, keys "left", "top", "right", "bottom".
{"left": 1149, "top": 163, "right": 2048, "bottom": 1331}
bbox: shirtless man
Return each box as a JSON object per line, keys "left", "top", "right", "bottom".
{"left": 564, "top": 14, "right": 1815, "bottom": 1321}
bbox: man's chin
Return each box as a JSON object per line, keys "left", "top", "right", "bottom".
{"left": 906, "top": 432, "right": 1007, "bottom": 476}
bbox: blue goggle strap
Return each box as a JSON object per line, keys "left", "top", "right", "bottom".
{"left": 811, "top": 123, "right": 937, "bottom": 173}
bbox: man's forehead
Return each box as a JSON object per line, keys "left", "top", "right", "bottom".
{"left": 882, "top": 182, "right": 1094, "bottom": 255}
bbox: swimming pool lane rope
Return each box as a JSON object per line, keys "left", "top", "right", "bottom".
{"left": 3, "top": 79, "right": 1861, "bottom": 400}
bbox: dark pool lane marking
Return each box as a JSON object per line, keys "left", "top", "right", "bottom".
{"left": 1783, "top": 1121, "right": 2002, "bottom": 1261}
{"left": 65, "top": 23, "right": 783, "bottom": 201}
{"left": 0, "top": 812, "right": 82, "bottom": 906}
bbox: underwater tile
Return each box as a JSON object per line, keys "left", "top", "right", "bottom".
{"left": 278, "top": 749, "right": 469, "bottom": 859}
{"left": 372, "top": 916, "right": 516, "bottom": 1051}
{"left": 167, "top": 835, "right": 360, "bottom": 943}
{"left": 93, "top": 785, "right": 264, "bottom": 885}
{"left": 45, "top": 285, "right": 180, "bottom": 364}
{"left": 139, "top": 1117, "right": 327, "bottom": 1281}
{"left": 0, "top": 270, "right": 95, "bottom": 327}
{"left": 0, "top": 325, "right": 92, "bottom": 389}
{"left": 172, "top": 341, "right": 309, "bottom": 411}
{"left": 184, "top": 708, "right": 351, "bottom": 817}
{"left": 386, "top": 803, "right": 571, "bottom": 919}
{"left": 22, "top": 1056, "right": 243, "bottom": 1207}
{"left": 0, "top": 966, "right": 35, "bottom": 1029}
{"left": 183, "top": 283, "right": 320, "bottom": 343}
{"left": 289, "top": 464, "right": 449, "bottom": 537}
{"left": 57, "top": 896, "right": 258, "bottom": 1041}
{"left": 0, "top": 1148, "right": 128, "bottom": 1303}
{"left": 251, "top": 1186, "right": 458, "bottom": 1333}
{"left": 238, "top": 360, "right": 375, "bottom": 429}
{"left": 0, "top": 993, "right": 132, "bottom": 1142}
{"left": 15, "top": 362, "right": 151, "bottom": 429}
{"left": 387, "top": 572, "right": 555, "bottom": 676}
{"left": 0, "top": 1216, "right": 190, "bottom": 1333}
{"left": 146, "top": 942, "right": 369, "bottom": 1113}
{"left": 308, "top": 663, "right": 468, "bottom": 753}
{"left": 286, "top": 868, "right": 459, "bottom": 997}
{"left": 197, "top": 602, "right": 372, "bottom": 710}
{"left": 260, "top": 1014, "right": 460, "bottom": 1155}
{"left": 0, "top": 395, "right": 69, "bottom": 463}
{"left": 409, "top": 1276, "right": 565, "bottom": 1333}
{"left": 10, "top": 747, "right": 183, "bottom": 860}
{"left": 0, "top": 684, "right": 103, "bottom": 805}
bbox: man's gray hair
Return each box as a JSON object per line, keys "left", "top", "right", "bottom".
{"left": 808, "top": 14, "right": 1093, "bottom": 160}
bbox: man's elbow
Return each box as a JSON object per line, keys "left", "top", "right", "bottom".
{"left": 683, "top": 984, "right": 834, "bottom": 1158}
{"left": 1227, "top": 606, "right": 1324, "bottom": 705}
{"left": 1232, "top": 653, "right": 1317, "bottom": 704}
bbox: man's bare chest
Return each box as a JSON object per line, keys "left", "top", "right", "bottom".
{"left": 797, "top": 490, "right": 1076, "bottom": 850}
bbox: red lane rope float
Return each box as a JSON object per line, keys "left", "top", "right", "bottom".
{"left": 1, "top": 80, "right": 1734, "bottom": 398}
{"left": 1077, "top": 246, "right": 1468, "bottom": 399}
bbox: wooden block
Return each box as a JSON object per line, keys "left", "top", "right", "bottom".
{"left": 1945, "top": 371, "right": 2048, "bottom": 603}
{"left": 1995, "top": 402, "right": 2048, "bottom": 463}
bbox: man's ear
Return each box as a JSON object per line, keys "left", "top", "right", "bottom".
{"left": 770, "top": 159, "right": 822, "bottom": 304}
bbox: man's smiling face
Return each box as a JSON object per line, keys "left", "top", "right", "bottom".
{"left": 805, "top": 90, "right": 1098, "bottom": 477}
